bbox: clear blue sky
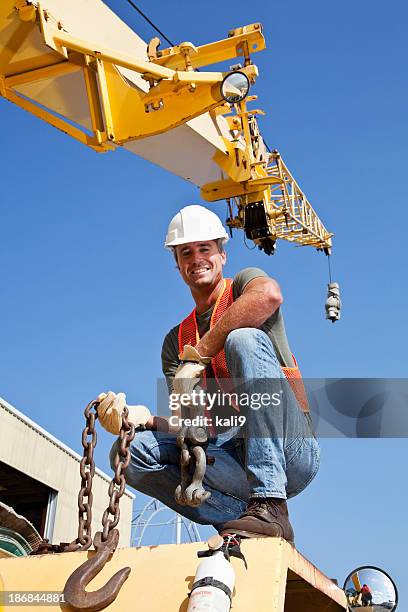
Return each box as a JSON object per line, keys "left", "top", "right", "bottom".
{"left": 1, "top": 0, "right": 407, "bottom": 604}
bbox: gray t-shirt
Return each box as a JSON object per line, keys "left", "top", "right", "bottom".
{"left": 161, "top": 268, "right": 295, "bottom": 390}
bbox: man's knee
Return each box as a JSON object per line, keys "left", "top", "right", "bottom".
{"left": 224, "top": 328, "right": 280, "bottom": 379}
{"left": 225, "top": 328, "right": 267, "bottom": 358}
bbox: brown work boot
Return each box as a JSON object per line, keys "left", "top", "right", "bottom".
{"left": 220, "top": 498, "right": 295, "bottom": 543}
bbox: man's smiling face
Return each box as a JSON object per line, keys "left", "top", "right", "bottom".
{"left": 175, "top": 240, "right": 226, "bottom": 290}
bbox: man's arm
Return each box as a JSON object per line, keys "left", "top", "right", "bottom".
{"left": 195, "top": 276, "right": 283, "bottom": 358}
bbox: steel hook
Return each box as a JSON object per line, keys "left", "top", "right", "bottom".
{"left": 63, "top": 529, "right": 130, "bottom": 612}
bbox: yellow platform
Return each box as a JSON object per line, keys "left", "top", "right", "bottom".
{"left": 0, "top": 538, "right": 347, "bottom": 611}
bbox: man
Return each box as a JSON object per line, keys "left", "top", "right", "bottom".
{"left": 98, "top": 205, "right": 319, "bottom": 543}
{"left": 361, "top": 584, "right": 373, "bottom": 607}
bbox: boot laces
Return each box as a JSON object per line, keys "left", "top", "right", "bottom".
{"left": 245, "top": 499, "right": 279, "bottom": 518}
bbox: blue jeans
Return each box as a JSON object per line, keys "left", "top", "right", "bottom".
{"left": 111, "top": 328, "right": 320, "bottom": 530}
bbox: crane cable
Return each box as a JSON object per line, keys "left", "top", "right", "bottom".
{"left": 327, "top": 253, "right": 333, "bottom": 283}
{"left": 124, "top": 0, "right": 175, "bottom": 47}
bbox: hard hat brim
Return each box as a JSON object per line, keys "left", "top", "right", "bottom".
{"left": 165, "top": 234, "right": 229, "bottom": 248}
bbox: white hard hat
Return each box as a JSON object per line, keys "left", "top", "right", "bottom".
{"left": 165, "top": 205, "right": 229, "bottom": 248}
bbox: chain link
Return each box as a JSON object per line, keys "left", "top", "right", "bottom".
{"left": 101, "top": 408, "right": 135, "bottom": 541}
{"left": 65, "top": 400, "right": 98, "bottom": 552}
{"left": 63, "top": 399, "right": 136, "bottom": 553}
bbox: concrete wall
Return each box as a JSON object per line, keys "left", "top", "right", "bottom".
{"left": 0, "top": 398, "right": 134, "bottom": 547}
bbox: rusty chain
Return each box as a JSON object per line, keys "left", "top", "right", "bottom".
{"left": 64, "top": 399, "right": 98, "bottom": 552}
{"left": 78, "top": 400, "right": 98, "bottom": 548}
{"left": 61, "top": 400, "right": 136, "bottom": 611}
{"left": 101, "top": 409, "right": 135, "bottom": 541}
{"left": 64, "top": 398, "right": 135, "bottom": 552}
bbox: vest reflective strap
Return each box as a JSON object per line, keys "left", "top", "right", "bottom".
{"left": 209, "top": 278, "right": 234, "bottom": 386}
{"left": 178, "top": 279, "right": 233, "bottom": 389}
{"left": 178, "top": 306, "right": 209, "bottom": 396}
{"left": 281, "top": 355, "right": 310, "bottom": 413}
{"left": 177, "top": 306, "right": 199, "bottom": 354}
{"left": 178, "top": 279, "right": 309, "bottom": 413}
{"left": 178, "top": 279, "right": 237, "bottom": 427}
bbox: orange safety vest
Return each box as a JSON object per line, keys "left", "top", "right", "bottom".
{"left": 178, "top": 278, "right": 310, "bottom": 413}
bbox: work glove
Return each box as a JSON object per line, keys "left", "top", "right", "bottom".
{"left": 96, "top": 391, "right": 151, "bottom": 435}
{"left": 172, "top": 345, "right": 211, "bottom": 400}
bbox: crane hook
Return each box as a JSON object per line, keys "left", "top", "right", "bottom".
{"left": 63, "top": 529, "right": 130, "bottom": 612}
{"left": 325, "top": 281, "right": 342, "bottom": 322}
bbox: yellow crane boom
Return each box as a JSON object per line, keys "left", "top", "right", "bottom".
{"left": 0, "top": 0, "right": 333, "bottom": 256}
